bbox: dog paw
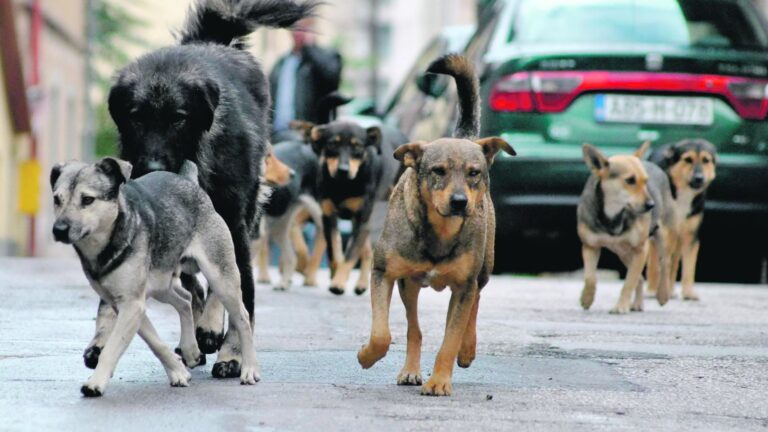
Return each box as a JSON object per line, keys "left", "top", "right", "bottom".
{"left": 80, "top": 384, "right": 103, "bottom": 398}
{"left": 272, "top": 285, "right": 288, "bottom": 292}
{"left": 397, "top": 370, "right": 422, "bottom": 386}
{"left": 354, "top": 286, "right": 368, "bottom": 296}
{"left": 609, "top": 305, "right": 630, "bottom": 315}
{"left": 239, "top": 365, "right": 261, "bottom": 385}
{"left": 174, "top": 347, "right": 206, "bottom": 368}
{"left": 257, "top": 276, "right": 271, "bottom": 285}
{"left": 357, "top": 340, "right": 390, "bottom": 369}
{"left": 580, "top": 289, "right": 595, "bottom": 310}
{"left": 329, "top": 286, "right": 345, "bottom": 296}
{"left": 682, "top": 291, "right": 700, "bottom": 301}
{"left": 83, "top": 346, "right": 102, "bottom": 370}
{"left": 630, "top": 303, "right": 644, "bottom": 312}
{"left": 212, "top": 359, "right": 241, "bottom": 379}
{"left": 303, "top": 277, "right": 317, "bottom": 287}
{"left": 421, "top": 376, "right": 452, "bottom": 396}
{"left": 196, "top": 328, "right": 224, "bottom": 354}
{"left": 457, "top": 351, "right": 476, "bottom": 369}
{"left": 168, "top": 367, "right": 192, "bottom": 387}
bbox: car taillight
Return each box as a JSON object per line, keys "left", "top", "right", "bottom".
{"left": 726, "top": 80, "right": 768, "bottom": 120}
{"left": 489, "top": 70, "right": 768, "bottom": 120}
{"left": 489, "top": 72, "right": 534, "bottom": 112}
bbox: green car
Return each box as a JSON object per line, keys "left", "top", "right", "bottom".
{"left": 384, "top": 0, "right": 768, "bottom": 282}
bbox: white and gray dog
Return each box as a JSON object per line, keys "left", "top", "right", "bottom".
{"left": 51, "top": 157, "right": 259, "bottom": 397}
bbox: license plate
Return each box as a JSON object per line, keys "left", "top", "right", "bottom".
{"left": 595, "top": 94, "right": 714, "bottom": 126}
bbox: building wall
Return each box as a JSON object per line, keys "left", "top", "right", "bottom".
{"left": 12, "top": 0, "right": 87, "bottom": 257}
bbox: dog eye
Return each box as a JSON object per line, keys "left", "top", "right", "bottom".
{"left": 431, "top": 167, "right": 446, "bottom": 176}
{"left": 173, "top": 110, "right": 188, "bottom": 123}
{"left": 81, "top": 196, "right": 95, "bottom": 206}
{"left": 468, "top": 169, "right": 481, "bottom": 177}
{"left": 702, "top": 157, "right": 711, "bottom": 164}
{"left": 684, "top": 156, "right": 694, "bottom": 164}
{"left": 625, "top": 176, "right": 636, "bottom": 185}
{"left": 53, "top": 196, "right": 61, "bottom": 207}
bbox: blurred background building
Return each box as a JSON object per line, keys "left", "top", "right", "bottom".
{"left": 2, "top": 0, "right": 768, "bottom": 257}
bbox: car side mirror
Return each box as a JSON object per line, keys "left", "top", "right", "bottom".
{"left": 416, "top": 73, "right": 448, "bottom": 98}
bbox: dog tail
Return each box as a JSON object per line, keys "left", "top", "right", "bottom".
{"left": 179, "top": 160, "right": 200, "bottom": 185}
{"left": 180, "top": 0, "right": 320, "bottom": 47}
{"left": 426, "top": 54, "right": 480, "bottom": 139}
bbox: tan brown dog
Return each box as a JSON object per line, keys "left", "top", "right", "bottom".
{"left": 357, "top": 54, "right": 515, "bottom": 396}
{"left": 649, "top": 139, "right": 717, "bottom": 300}
{"left": 578, "top": 143, "right": 673, "bottom": 314}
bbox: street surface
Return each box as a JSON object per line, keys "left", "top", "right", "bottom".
{"left": 1, "top": 257, "right": 767, "bottom": 431}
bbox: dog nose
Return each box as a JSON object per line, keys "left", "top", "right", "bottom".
{"left": 338, "top": 163, "right": 349, "bottom": 173}
{"left": 644, "top": 200, "right": 655, "bottom": 212}
{"left": 691, "top": 173, "right": 705, "bottom": 188}
{"left": 52, "top": 221, "right": 70, "bottom": 242}
{"left": 289, "top": 169, "right": 296, "bottom": 179}
{"left": 146, "top": 160, "right": 166, "bottom": 172}
{"left": 450, "top": 194, "right": 468, "bottom": 213}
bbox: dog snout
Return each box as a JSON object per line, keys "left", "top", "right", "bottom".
{"left": 449, "top": 193, "right": 468, "bottom": 214}
{"left": 690, "top": 172, "right": 705, "bottom": 188}
{"left": 289, "top": 168, "right": 296, "bottom": 179}
{"left": 644, "top": 199, "right": 655, "bottom": 212}
{"left": 146, "top": 160, "right": 167, "bottom": 172}
{"left": 52, "top": 221, "right": 71, "bottom": 243}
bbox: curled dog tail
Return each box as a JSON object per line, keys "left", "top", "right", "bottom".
{"left": 180, "top": 0, "right": 320, "bottom": 47}
{"left": 179, "top": 160, "right": 200, "bottom": 185}
{"left": 426, "top": 54, "right": 480, "bottom": 139}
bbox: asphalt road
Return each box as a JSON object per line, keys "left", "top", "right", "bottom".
{"left": 1, "top": 257, "right": 767, "bottom": 431}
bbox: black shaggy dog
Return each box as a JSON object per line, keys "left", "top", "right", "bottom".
{"left": 103, "top": 0, "right": 319, "bottom": 378}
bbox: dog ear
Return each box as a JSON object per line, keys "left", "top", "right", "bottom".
{"left": 96, "top": 157, "right": 133, "bottom": 185}
{"left": 634, "top": 141, "right": 651, "bottom": 159}
{"left": 289, "top": 120, "right": 316, "bottom": 141}
{"left": 366, "top": 127, "right": 382, "bottom": 154}
{"left": 190, "top": 80, "right": 220, "bottom": 132}
{"left": 475, "top": 137, "right": 516, "bottom": 165}
{"left": 309, "top": 125, "right": 327, "bottom": 154}
{"left": 50, "top": 163, "right": 64, "bottom": 189}
{"left": 107, "top": 81, "right": 134, "bottom": 130}
{"left": 393, "top": 141, "right": 427, "bottom": 168}
{"left": 582, "top": 143, "right": 609, "bottom": 174}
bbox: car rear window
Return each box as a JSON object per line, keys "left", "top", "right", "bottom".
{"left": 511, "top": 0, "right": 768, "bottom": 50}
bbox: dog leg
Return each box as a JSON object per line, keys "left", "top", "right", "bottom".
{"left": 354, "top": 238, "right": 373, "bottom": 295}
{"left": 611, "top": 245, "right": 648, "bottom": 314}
{"left": 298, "top": 195, "right": 325, "bottom": 287}
{"left": 196, "top": 291, "right": 225, "bottom": 355}
{"left": 397, "top": 279, "right": 422, "bottom": 385}
{"left": 580, "top": 246, "right": 601, "bottom": 310}
{"left": 358, "top": 269, "right": 394, "bottom": 368}
{"left": 81, "top": 298, "right": 145, "bottom": 397}
{"left": 179, "top": 272, "right": 205, "bottom": 330}
{"left": 291, "top": 208, "right": 310, "bottom": 275}
{"left": 137, "top": 314, "right": 191, "bottom": 388}
{"left": 330, "top": 218, "right": 370, "bottom": 295}
{"left": 256, "top": 232, "right": 271, "bottom": 285}
{"left": 631, "top": 277, "right": 645, "bottom": 312}
{"left": 646, "top": 241, "right": 659, "bottom": 299}
{"left": 681, "top": 239, "right": 701, "bottom": 301}
{"left": 193, "top": 226, "right": 260, "bottom": 384}
{"left": 422, "top": 284, "right": 478, "bottom": 396}
{"left": 154, "top": 278, "right": 204, "bottom": 368}
{"left": 322, "top": 213, "right": 343, "bottom": 279}
{"left": 83, "top": 299, "right": 116, "bottom": 369}
{"left": 274, "top": 212, "right": 297, "bottom": 291}
{"left": 654, "top": 229, "right": 671, "bottom": 306}
{"left": 458, "top": 291, "right": 480, "bottom": 368}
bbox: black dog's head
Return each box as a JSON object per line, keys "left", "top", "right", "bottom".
{"left": 308, "top": 121, "right": 381, "bottom": 180}
{"left": 108, "top": 60, "right": 219, "bottom": 178}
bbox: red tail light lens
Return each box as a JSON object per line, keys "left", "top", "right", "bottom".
{"left": 489, "top": 72, "right": 534, "bottom": 112}
{"left": 489, "top": 70, "right": 768, "bottom": 120}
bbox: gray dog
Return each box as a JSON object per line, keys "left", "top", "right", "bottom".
{"left": 51, "top": 157, "right": 259, "bottom": 397}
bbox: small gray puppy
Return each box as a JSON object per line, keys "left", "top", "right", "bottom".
{"left": 51, "top": 157, "right": 259, "bottom": 397}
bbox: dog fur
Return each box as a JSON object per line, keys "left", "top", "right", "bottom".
{"left": 357, "top": 54, "right": 515, "bottom": 396}
{"left": 577, "top": 142, "right": 673, "bottom": 314}
{"left": 307, "top": 120, "right": 407, "bottom": 295}
{"left": 102, "top": 0, "right": 319, "bottom": 378}
{"left": 51, "top": 158, "right": 259, "bottom": 397}
{"left": 649, "top": 139, "right": 717, "bottom": 300}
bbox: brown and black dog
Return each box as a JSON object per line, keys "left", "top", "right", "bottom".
{"left": 649, "top": 139, "right": 717, "bottom": 300}
{"left": 357, "top": 54, "right": 515, "bottom": 396}
{"left": 307, "top": 120, "right": 406, "bottom": 295}
{"left": 578, "top": 143, "right": 673, "bottom": 313}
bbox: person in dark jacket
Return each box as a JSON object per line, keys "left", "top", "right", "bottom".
{"left": 270, "top": 18, "right": 342, "bottom": 142}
